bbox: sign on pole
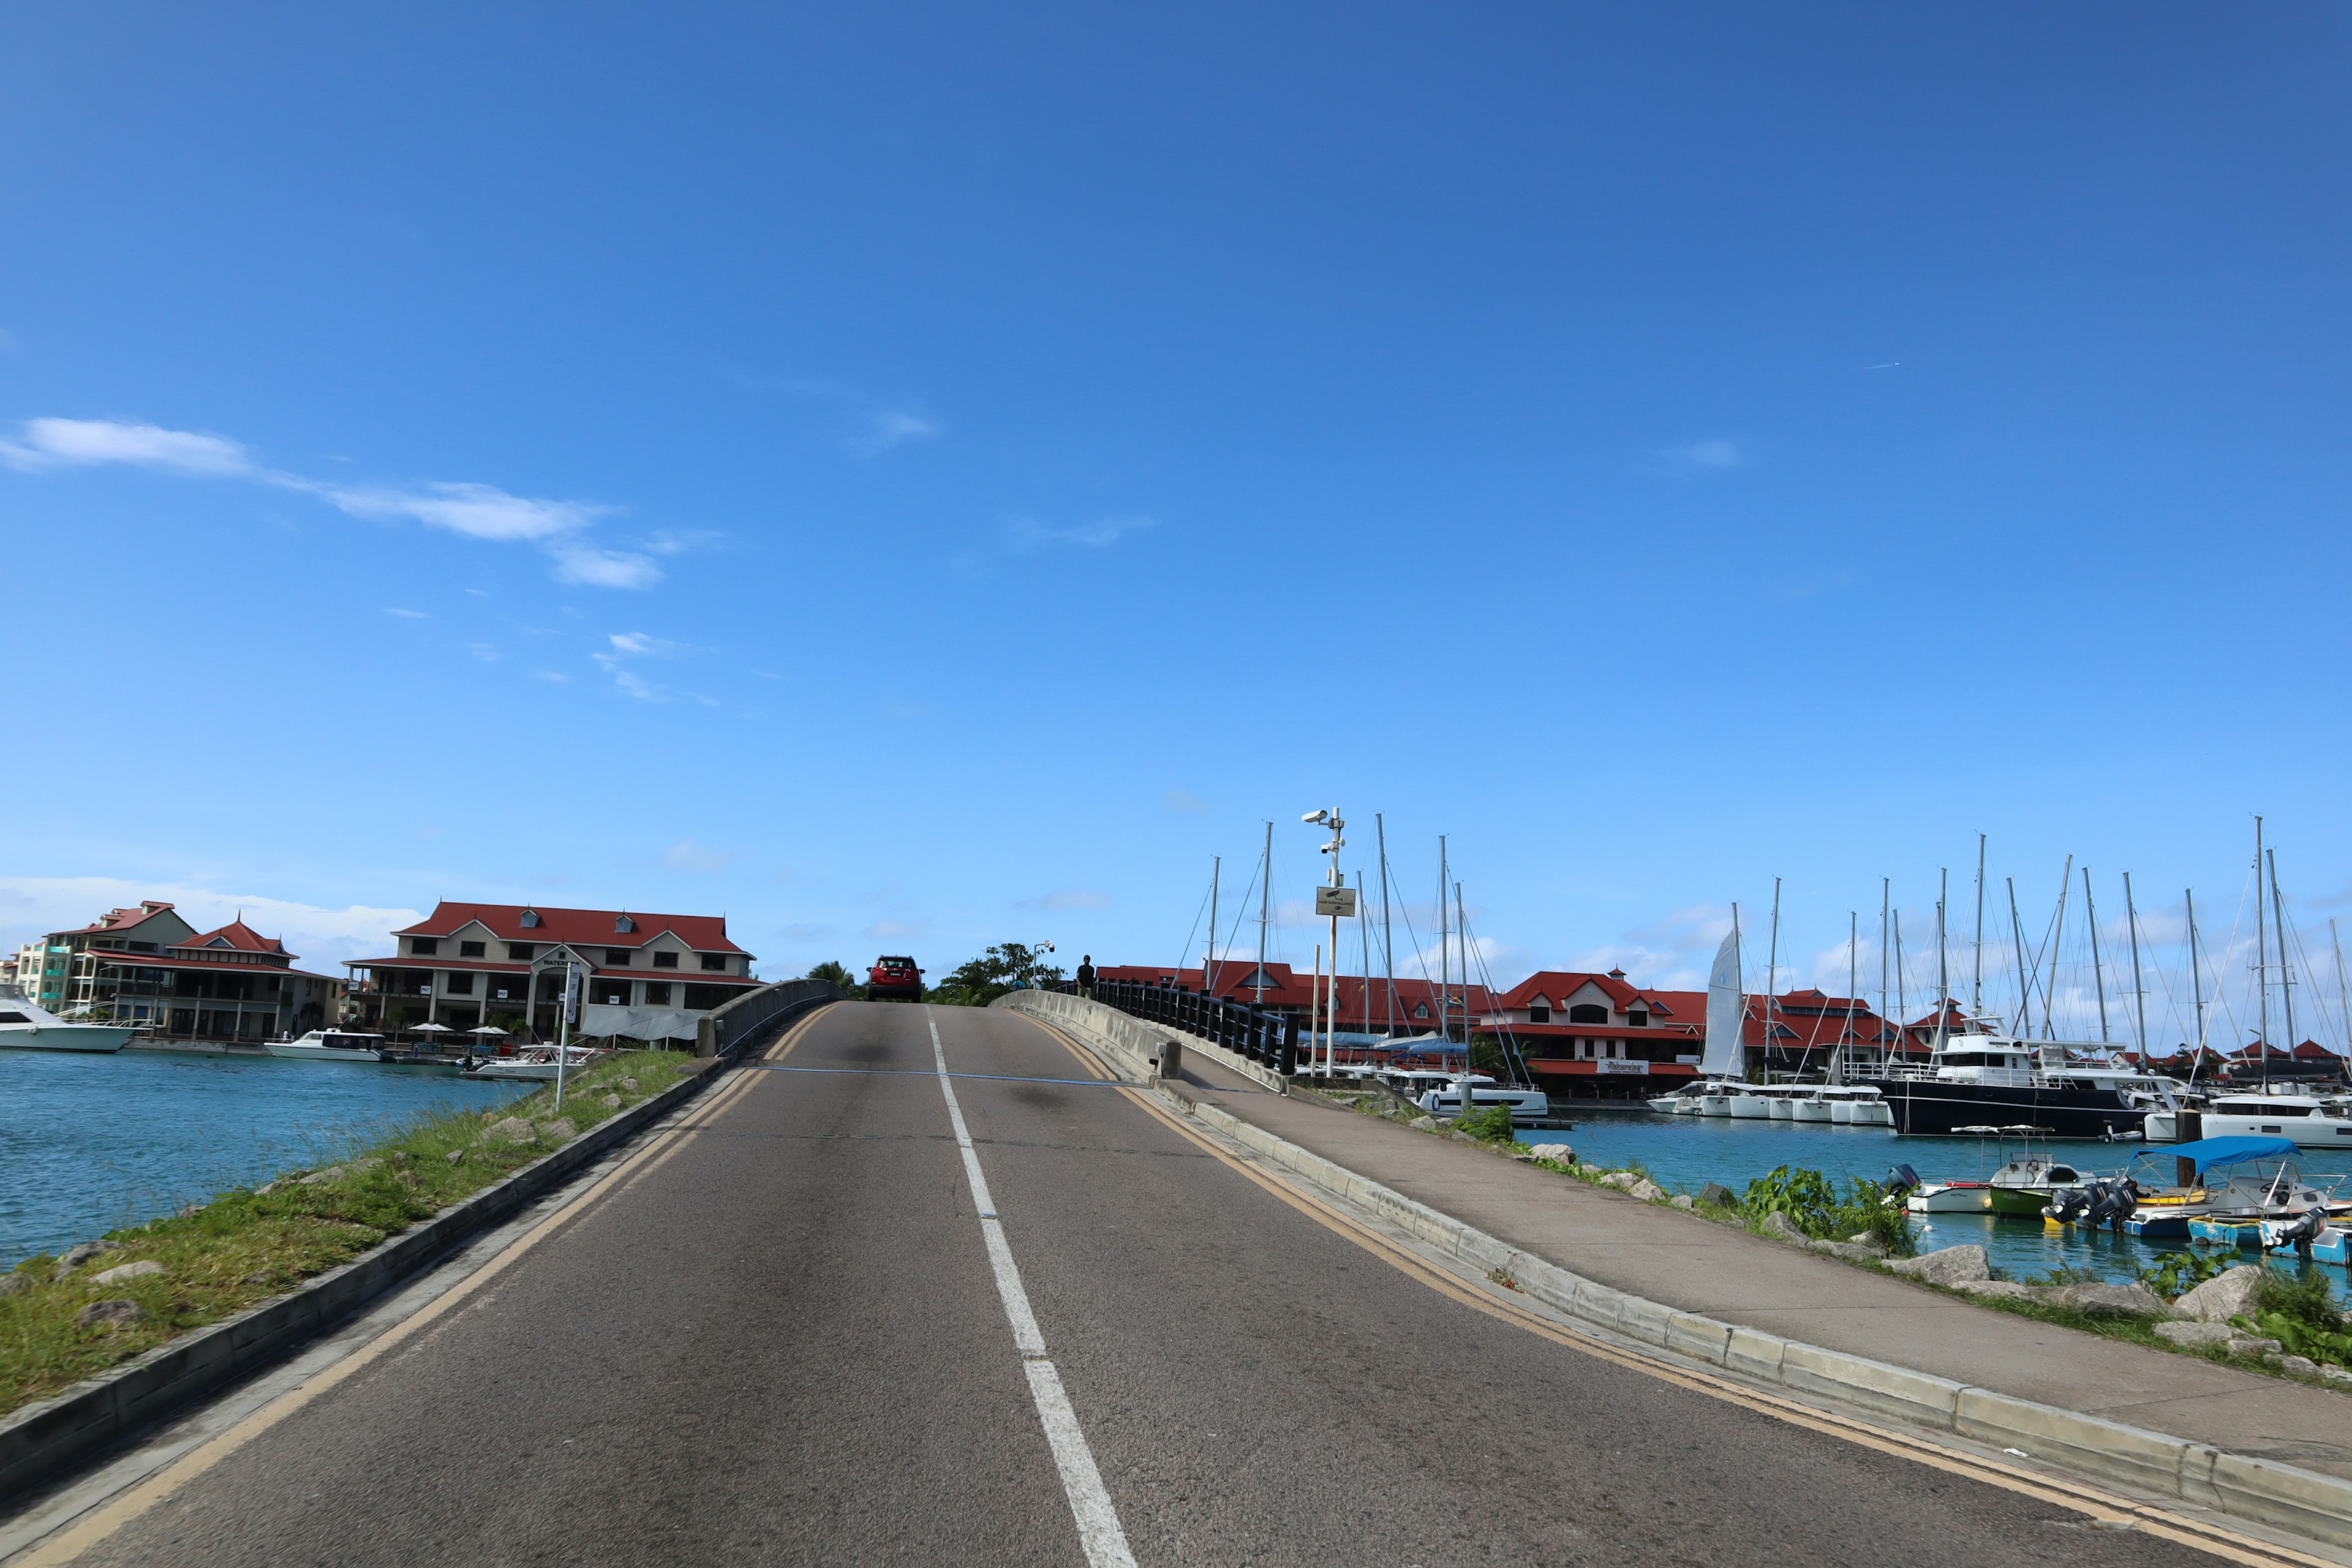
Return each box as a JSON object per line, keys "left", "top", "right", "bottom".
{"left": 563, "top": 962, "right": 581, "bottom": 1026}
{"left": 1314, "top": 886, "right": 1360, "bottom": 918}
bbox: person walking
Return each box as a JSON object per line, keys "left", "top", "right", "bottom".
{"left": 1076, "top": 955, "right": 1096, "bottom": 998}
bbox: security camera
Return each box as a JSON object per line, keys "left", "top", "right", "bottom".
{"left": 1302, "top": 810, "right": 1327, "bottom": 823}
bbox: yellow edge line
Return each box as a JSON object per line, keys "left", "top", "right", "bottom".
{"left": 22, "top": 1009, "right": 830, "bottom": 1567}
{"left": 1013, "top": 1012, "right": 2339, "bottom": 1568}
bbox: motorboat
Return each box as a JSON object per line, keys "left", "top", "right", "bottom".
{"left": 265, "top": 1030, "right": 389, "bottom": 1063}
{"left": 2186, "top": 1087, "right": 2352, "bottom": 1151}
{"left": 1646, "top": 1084, "right": 1710, "bottom": 1115}
{"left": 0, "top": 995, "right": 134, "bottom": 1052}
{"left": 1415, "top": 1077, "right": 1552, "bottom": 1125}
{"left": 460, "top": 1044, "right": 605, "bottom": 1082}
{"left": 1788, "top": 1088, "right": 1834, "bottom": 1124}
{"left": 1905, "top": 1180, "right": 1990, "bottom": 1214}
{"left": 1983, "top": 1141, "right": 2086, "bottom": 1218}
{"left": 1854, "top": 1019, "right": 2184, "bottom": 1139}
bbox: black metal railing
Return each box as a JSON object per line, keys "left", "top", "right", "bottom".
{"left": 1081, "top": 978, "right": 1299, "bottom": 1076}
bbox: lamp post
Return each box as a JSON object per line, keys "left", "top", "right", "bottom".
{"left": 1302, "top": 809, "right": 1347, "bottom": 1076}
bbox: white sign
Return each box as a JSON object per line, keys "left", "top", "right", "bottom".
{"left": 1596, "top": 1058, "right": 1650, "bottom": 1076}
{"left": 1314, "top": 886, "right": 1360, "bottom": 918}
{"left": 562, "top": 962, "right": 581, "bottom": 1026}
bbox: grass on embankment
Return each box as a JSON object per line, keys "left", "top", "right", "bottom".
{"left": 0, "top": 1050, "right": 694, "bottom": 1421}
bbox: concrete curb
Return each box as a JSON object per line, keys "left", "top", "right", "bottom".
{"left": 995, "top": 990, "right": 1284, "bottom": 1093}
{"left": 1011, "top": 997, "right": 2352, "bottom": 1549}
{"left": 0, "top": 1027, "right": 782, "bottom": 1502}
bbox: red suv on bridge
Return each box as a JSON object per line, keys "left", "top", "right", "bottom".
{"left": 867, "top": 955, "right": 924, "bottom": 1003}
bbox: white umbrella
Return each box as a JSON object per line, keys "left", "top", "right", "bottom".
{"left": 410, "top": 1022, "right": 455, "bottom": 1035}
{"left": 466, "top": 1025, "right": 509, "bottom": 1037}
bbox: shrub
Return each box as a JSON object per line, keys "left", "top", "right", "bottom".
{"left": 2238, "top": 1270, "right": 2352, "bottom": 1369}
{"left": 2139, "top": 1250, "right": 2228, "bottom": 1298}
{"left": 1454, "top": 1104, "right": 1519, "bottom": 1144}
{"left": 1742, "top": 1164, "right": 1914, "bottom": 1256}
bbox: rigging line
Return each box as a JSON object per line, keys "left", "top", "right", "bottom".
{"left": 1216, "top": 856, "right": 1262, "bottom": 981}
{"left": 2201, "top": 862, "right": 2258, "bottom": 1054}
{"left": 1174, "top": 873, "right": 1213, "bottom": 979}
{"left": 1460, "top": 907, "right": 1531, "bottom": 1087}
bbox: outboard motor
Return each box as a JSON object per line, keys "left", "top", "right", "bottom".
{"left": 2084, "top": 1178, "right": 2136, "bottom": 1233}
{"left": 2272, "top": 1205, "right": 2329, "bottom": 1255}
{"left": 1885, "top": 1164, "right": 1921, "bottom": 1205}
{"left": 2044, "top": 1186, "right": 2089, "bottom": 1224}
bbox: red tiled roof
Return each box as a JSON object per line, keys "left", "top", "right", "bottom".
{"left": 1495, "top": 970, "right": 1682, "bottom": 1015}
{"left": 349, "top": 956, "right": 758, "bottom": 984}
{"left": 397, "top": 902, "right": 747, "bottom": 956}
{"left": 1095, "top": 964, "right": 1497, "bottom": 1022}
{"left": 173, "top": 920, "right": 292, "bottom": 959}
{"left": 61, "top": 900, "right": 181, "bottom": 937}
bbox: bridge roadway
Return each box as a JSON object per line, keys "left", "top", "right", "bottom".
{"left": 50, "top": 1002, "right": 2220, "bottom": 1567}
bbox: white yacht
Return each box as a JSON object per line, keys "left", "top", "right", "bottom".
{"left": 1817, "top": 1085, "right": 1893, "bottom": 1126}
{"left": 1646, "top": 1083, "right": 1710, "bottom": 1115}
{"left": 1700, "top": 1084, "right": 1768, "bottom": 1119}
{"left": 461, "top": 1044, "right": 605, "bottom": 1082}
{"left": 1414, "top": 1076, "right": 1552, "bottom": 1125}
{"left": 265, "top": 1029, "right": 389, "bottom": 1063}
{"left": 2176, "top": 1087, "right": 2352, "bottom": 1150}
{"left": 0, "top": 995, "right": 133, "bottom": 1052}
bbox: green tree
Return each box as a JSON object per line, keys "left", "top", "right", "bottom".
{"left": 929, "top": 943, "right": 1068, "bottom": 1007}
{"left": 803, "top": 960, "right": 865, "bottom": 1000}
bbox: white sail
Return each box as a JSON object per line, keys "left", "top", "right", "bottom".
{"left": 1700, "top": 929, "right": 1744, "bottom": 1077}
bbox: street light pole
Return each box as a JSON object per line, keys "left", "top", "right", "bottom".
{"left": 1302, "top": 807, "right": 1344, "bottom": 1076}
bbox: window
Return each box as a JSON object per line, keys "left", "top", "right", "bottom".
{"left": 519, "top": 910, "right": 541, "bottom": 928}
{"left": 605, "top": 949, "right": 633, "bottom": 965}
{"left": 699, "top": 954, "right": 729, "bottom": 972}
{"left": 1413, "top": 1003, "right": 1430, "bottom": 1020}
{"left": 616, "top": 914, "right": 636, "bottom": 933}
{"left": 1627, "top": 1011, "right": 1648, "bottom": 1028}
{"left": 683, "top": 983, "right": 729, "bottom": 1009}
{"left": 1527, "top": 1003, "right": 1552, "bottom": 1024}
{"left": 459, "top": 941, "right": 486, "bottom": 958}
{"left": 508, "top": 943, "right": 535, "bottom": 961}
{"left": 653, "top": 951, "right": 679, "bottom": 968}
{"left": 597, "top": 986, "right": 626, "bottom": 1006}
{"left": 646, "top": 981, "right": 673, "bottom": 1005}
{"left": 411, "top": 938, "right": 440, "bottom": 957}
{"left": 445, "top": 973, "right": 475, "bottom": 996}
{"left": 1567, "top": 1003, "right": 1608, "bottom": 1024}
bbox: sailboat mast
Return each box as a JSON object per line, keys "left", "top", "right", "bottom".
{"left": 1437, "top": 835, "right": 1450, "bottom": 1046}
{"left": 1765, "top": 878, "right": 1781, "bottom": 1080}
{"left": 1893, "top": 908, "right": 1907, "bottom": 1050}
{"left": 1934, "top": 867, "right": 1949, "bottom": 1048}
{"left": 2043, "top": 857, "right": 2073, "bottom": 1041}
{"left": 2083, "top": 867, "right": 2109, "bottom": 1044}
{"left": 1206, "top": 857, "right": 1221, "bottom": 997}
{"left": 1377, "top": 813, "right": 1394, "bottom": 1037}
{"left": 2333, "top": 918, "right": 2350, "bottom": 1056}
{"left": 2008, "top": 878, "right": 2030, "bottom": 1036}
{"left": 1837, "top": 910, "right": 1856, "bottom": 1086}
{"left": 1972, "top": 834, "right": 1986, "bottom": 1017}
{"left": 2124, "top": 872, "right": 2147, "bottom": 1055}
{"left": 1879, "top": 878, "right": 1891, "bottom": 1061}
{"left": 2270, "top": 847, "right": 2294, "bottom": 1081}
{"left": 2187, "top": 888, "right": 2206, "bottom": 1065}
{"left": 1255, "top": 821, "right": 1272, "bottom": 1004}
{"left": 2254, "top": 816, "right": 2269, "bottom": 1082}
{"left": 1456, "top": 881, "right": 1470, "bottom": 1069}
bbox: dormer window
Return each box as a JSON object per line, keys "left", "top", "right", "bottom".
{"left": 616, "top": 914, "right": 636, "bottom": 934}
{"left": 1627, "top": 1011, "right": 1649, "bottom": 1028}
{"left": 1528, "top": 1003, "right": 1553, "bottom": 1024}
{"left": 520, "top": 910, "right": 541, "bottom": 929}
{"left": 1568, "top": 1003, "right": 1608, "bottom": 1024}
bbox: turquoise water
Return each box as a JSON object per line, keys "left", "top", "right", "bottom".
{"left": 1523, "top": 1111, "right": 2352, "bottom": 1307}
{"left": 0, "top": 1048, "right": 536, "bottom": 1268}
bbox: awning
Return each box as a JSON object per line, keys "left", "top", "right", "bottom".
{"left": 2155, "top": 1136, "right": 2300, "bottom": 1175}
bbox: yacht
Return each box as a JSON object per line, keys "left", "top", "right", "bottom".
{"left": 1646, "top": 1083, "right": 1710, "bottom": 1115}
{"left": 461, "top": 1044, "right": 605, "bottom": 1082}
{"left": 265, "top": 1029, "right": 390, "bottom": 1063}
{"left": 1414, "top": 1077, "right": 1552, "bottom": 1125}
{"left": 2183, "top": 1087, "right": 2352, "bottom": 1150}
{"left": 0, "top": 995, "right": 134, "bottom": 1052}
{"left": 1854, "top": 1021, "right": 2182, "bottom": 1138}
{"left": 1700, "top": 1083, "right": 1768, "bottom": 1119}
{"left": 1817, "top": 1086, "right": 1893, "bottom": 1126}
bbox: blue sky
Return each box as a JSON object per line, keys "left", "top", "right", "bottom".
{"left": 4, "top": 5, "right": 2350, "bottom": 1047}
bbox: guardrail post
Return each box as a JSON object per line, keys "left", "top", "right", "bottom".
{"left": 1276, "top": 1014, "right": 1299, "bottom": 1076}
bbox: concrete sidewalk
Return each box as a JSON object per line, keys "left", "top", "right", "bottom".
{"left": 1173, "top": 1054, "right": 2352, "bottom": 1486}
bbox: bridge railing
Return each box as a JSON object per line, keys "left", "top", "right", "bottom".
{"left": 1072, "top": 978, "right": 1299, "bottom": 1076}
{"left": 697, "top": 977, "right": 845, "bottom": 1058}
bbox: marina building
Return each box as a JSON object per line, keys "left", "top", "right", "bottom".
{"left": 0, "top": 900, "right": 342, "bottom": 1040}
{"left": 344, "top": 902, "right": 761, "bottom": 1044}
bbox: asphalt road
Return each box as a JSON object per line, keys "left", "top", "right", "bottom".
{"left": 59, "top": 1003, "right": 2225, "bottom": 1567}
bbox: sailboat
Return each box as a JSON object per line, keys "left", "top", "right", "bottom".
{"left": 1651, "top": 924, "right": 1752, "bottom": 1115}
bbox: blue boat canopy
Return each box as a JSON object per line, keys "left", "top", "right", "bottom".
{"left": 2150, "top": 1136, "right": 2299, "bottom": 1175}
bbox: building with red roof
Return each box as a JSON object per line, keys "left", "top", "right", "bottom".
{"left": 345, "top": 901, "right": 760, "bottom": 1041}
{"left": 10, "top": 900, "right": 198, "bottom": 1013}
{"left": 1093, "top": 963, "right": 1497, "bottom": 1032}
{"left": 36, "top": 904, "right": 344, "bottom": 1041}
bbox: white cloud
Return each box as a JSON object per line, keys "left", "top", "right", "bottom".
{"left": 1, "top": 416, "right": 660, "bottom": 589}
{"left": 846, "top": 409, "right": 943, "bottom": 459}
{"left": 383, "top": 608, "right": 430, "bottom": 620}
{"left": 1020, "top": 889, "right": 1110, "bottom": 910}
{"left": 310, "top": 479, "right": 600, "bottom": 542}
{"left": 550, "top": 543, "right": 662, "bottom": 589}
{"left": 1010, "top": 513, "right": 1157, "bottom": 548}
{"left": 662, "top": 840, "right": 737, "bottom": 873}
{"left": 0, "top": 876, "right": 417, "bottom": 970}
{"left": 1, "top": 417, "right": 254, "bottom": 476}
{"left": 1664, "top": 439, "right": 1743, "bottom": 469}
{"left": 606, "top": 631, "right": 687, "bottom": 657}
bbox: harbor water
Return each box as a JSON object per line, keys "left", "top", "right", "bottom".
{"left": 1, "top": 1048, "right": 536, "bottom": 1269}
{"left": 1525, "top": 1110, "right": 2352, "bottom": 1308}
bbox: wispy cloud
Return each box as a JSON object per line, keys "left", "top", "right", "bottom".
{"left": 743, "top": 377, "right": 944, "bottom": 459}
{"left": 592, "top": 629, "right": 693, "bottom": 699}
{"left": 0, "top": 416, "right": 661, "bottom": 589}
{"left": 1019, "top": 889, "right": 1110, "bottom": 911}
{"left": 662, "top": 839, "right": 737, "bottom": 873}
{"left": 383, "top": 607, "right": 430, "bottom": 620}
{"left": 1164, "top": 788, "right": 1212, "bottom": 817}
{"left": 1662, "top": 439, "right": 1743, "bottom": 470}
{"left": 1010, "top": 513, "right": 1157, "bottom": 549}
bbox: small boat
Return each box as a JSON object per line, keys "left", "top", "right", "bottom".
{"left": 1906, "top": 1181, "right": 1991, "bottom": 1214}
{"left": 265, "top": 1029, "right": 390, "bottom": 1063}
{"left": 1983, "top": 1132, "right": 2086, "bottom": 1217}
{"left": 1415, "top": 1076, "right": 1552, "bottom": 1125}
{"left": 460, "top": 1044, "right": 605, "bottom": 1082}
{"left": 1646, "top": 1084, "right": 1710, "bottom": 1115}
{"left": 0, "top": 995, "right": 134, "bottom": 1053}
